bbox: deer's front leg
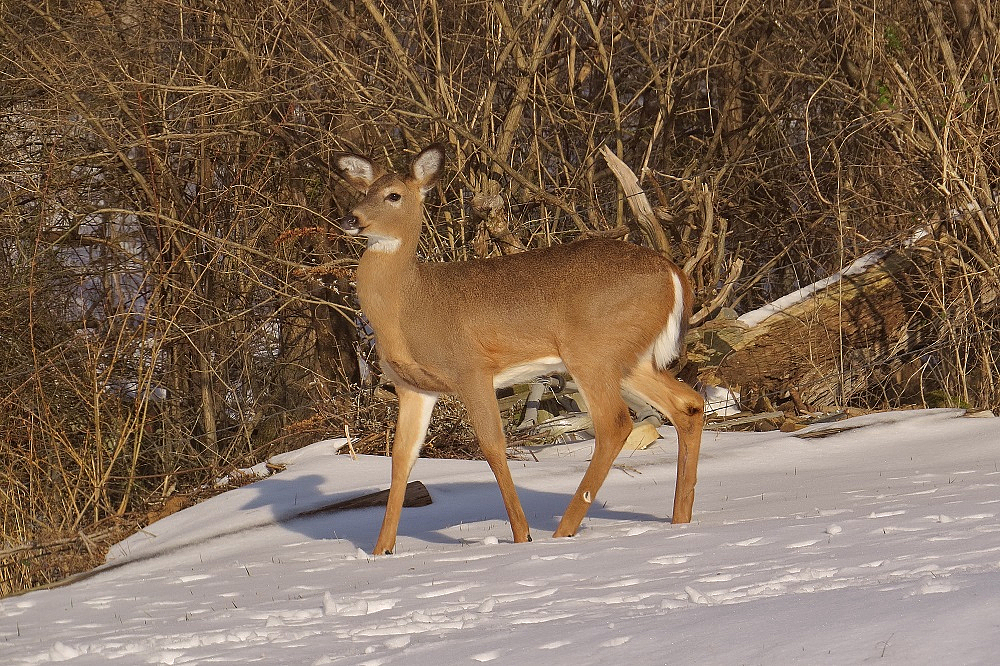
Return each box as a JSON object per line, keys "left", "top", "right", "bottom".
{"left": 373, "top": 386, "right": 438, "bottom": 555}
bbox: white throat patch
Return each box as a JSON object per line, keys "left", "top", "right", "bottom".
{"left": 366, "top": 234, "right": 402, "bottom": 253}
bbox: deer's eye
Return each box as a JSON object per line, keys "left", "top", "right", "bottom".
{"left": 386, "top": 192, "right": 402, "bottom": 202}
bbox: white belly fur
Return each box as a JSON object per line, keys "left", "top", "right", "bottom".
{"left": 492, "top": 356, "right": 566, "bottom": 389}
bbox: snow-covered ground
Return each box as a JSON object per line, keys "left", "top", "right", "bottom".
{"left": 3, "top": 408, "right": 999, "bottom": 664}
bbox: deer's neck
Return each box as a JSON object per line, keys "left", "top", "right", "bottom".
{"left": 355, "top": 241, "right": 422, "bottom": 352}
{"left": 358, "top": 238, "right": 418, "bottom": 299}
{"left": 355, "top": 241, "right": 454, "bottom": 391}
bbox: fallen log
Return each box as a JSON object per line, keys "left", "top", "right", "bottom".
{"left": 689, "top": 230, "right": 940, "bottom": 408}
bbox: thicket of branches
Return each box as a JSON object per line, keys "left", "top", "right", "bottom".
{"left": 2, "top": 0, "right": 997, "bottom": 594}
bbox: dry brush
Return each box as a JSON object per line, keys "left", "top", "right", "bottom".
{"left": 1, "top": 0, "right": 997, "bottom": 595}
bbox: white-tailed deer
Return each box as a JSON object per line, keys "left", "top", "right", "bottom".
{"left": 335, "top": 144, "right": 704, "bottom": 555}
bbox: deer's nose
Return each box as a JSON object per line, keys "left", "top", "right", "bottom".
{"left": 341, "top": 213, "right": 361, "bottom": 234}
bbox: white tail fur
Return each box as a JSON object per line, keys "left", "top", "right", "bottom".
{"left": 652, "top": 270, "right": 688, "bottom": 369}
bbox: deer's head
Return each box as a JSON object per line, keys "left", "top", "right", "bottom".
{"left": 335, "top": 144, "right": 445, "bottom": 254}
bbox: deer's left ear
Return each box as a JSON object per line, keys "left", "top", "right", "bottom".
{"left": 411, "top": 144, "right": 445, "bottom": 193}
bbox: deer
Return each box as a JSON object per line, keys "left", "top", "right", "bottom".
{"left": 334, "top": 144, "right": 705, "bottom": 555}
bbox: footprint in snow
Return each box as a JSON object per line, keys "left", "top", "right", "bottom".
{"left": 600, "top": 635, "right": 632, "bottom": 648}
{"left": 685, "top": 586, "right": 710, "bottom": 604}
{"left": 383, "top": 636, "right": 410, "bottom": 649}
{"left": 914, "top": 579, "right": 956, "bottom": 595}
{"left": 868, "top": 510, "right": 907, "bottom": 518}
{"left": 416, "top": 582, "right": 480, "bottom": 599}
{"left": 48, "top": 642, "right": 83, "bottom": 661}
{"left": 582, "top": 577, "right": 642, "bottom": 590}
{"left": 472, "top": 651, "right": 500, "bottom": 662}
{"left": 696, "top": 572, "right": 738, "bottom": 583}
{"left": 323, "top": 592, "right": 396, "bottom": 616}
{"left": 626, "top": 525, "right": 655, "bottom": 536}
{"left": 647, "top": 554, "right": 691, "bottom": 565}
{"left": 786, "top": 539, "right": 821, "bottom": 548}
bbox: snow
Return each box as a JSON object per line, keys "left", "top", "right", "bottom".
{"left": 3, "top": 408, "right": 1000, "bottom": 664}
{"left": 737, "top": 248, "right": 890, "bottom": 328}
{"left": 737, "top": 228, "right": 932, "bottom": 329}
{"left": 699, "top": 384, "right": 741, "bottom": 417}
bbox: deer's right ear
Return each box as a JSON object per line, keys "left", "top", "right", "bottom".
{"left": 334, "top": 153, "right": 383, "bottom": 192}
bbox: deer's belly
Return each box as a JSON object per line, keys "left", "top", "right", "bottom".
{"left": 492, "top": 357, "right": 566, "bottom": 389}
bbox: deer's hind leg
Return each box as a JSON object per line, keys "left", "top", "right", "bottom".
{"left": 623, "top": 361, "right": 704, "bottom": 523}
{"left": 457, "top": 373, "right": 532, "bottom": 544}
{"left": 553, "top": 367, "right": 633, "bottom": 538}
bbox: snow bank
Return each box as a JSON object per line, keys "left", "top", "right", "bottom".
{"left": 3, "top": 408, "right": 999, "bottom": 664}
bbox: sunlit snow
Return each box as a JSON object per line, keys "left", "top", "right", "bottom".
{"left": 3, "top": 408, "right": 999, "bottom": 664}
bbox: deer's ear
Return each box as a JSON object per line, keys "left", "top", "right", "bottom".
{"left": 334, "top": 153, "right": 384, "bottom": 192}
{"left": 411, "top": 144, "right": 445, "bottom": 193}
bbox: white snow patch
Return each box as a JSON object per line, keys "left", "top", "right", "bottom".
{"left": 738, "top": 247, "right": 890, "bottom": 328}
{"left": 701, "top": 384, "right": 741, "bottom": 416}
{"left": 3, "top": 408, "right": 1000, "bottom": 664}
